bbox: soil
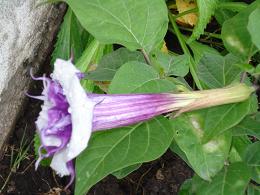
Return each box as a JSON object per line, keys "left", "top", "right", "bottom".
{"left": 0, "top": 67, "right": 193, "bottom": 195}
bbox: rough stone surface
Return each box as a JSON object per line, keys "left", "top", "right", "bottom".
{"left": 0, "top": 1, "right": 66, "bottom": 156}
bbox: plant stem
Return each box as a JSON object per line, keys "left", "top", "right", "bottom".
{"left": 178, "top": 26, "right": 222, "bottom": 39}
{"left": 174, "top": 8, "right": 198, "bottom": 19}
{"left": 217, "top": 2, "right": 248, "bottom": 12}
{"left": 141, "top": 48, "right": 151, "bottom": 65}
{"left": 168, "top": 12, "right": 203, "bottom": 90}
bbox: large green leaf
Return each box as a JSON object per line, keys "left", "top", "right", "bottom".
{"left": 85, "top": 48, "right": 145, "bottom": 81}
{"left": 222, "top": 1, "right": 259, "bottom": 59}
{"left": 75, "top": 117, "right": 173, "bottom": 194}
{"left": 132, "top": 79, "right": 177, "bottom": 93}
{"left": 65, "top": 0, "right": 168, "bottom": 53}
{"left": 51, "top": 8, "right": 89, "bottom": 64}
{"left": 109, "top": 61, "right": 176, "bottom": 93}
{"left": 197, "top": 53, "right": 242, "bottom": 89}
{"left": 244, "top": 142, "right": 260, "bottom": 183}
{"left": 191, "top": 162, "right": 251, "bottom": 195}
{"left": 188, "top": 0, "right": 218, "bottom": 42}
{"left": 232, "top": 116, "right": 260, "bottom": 140}
{"left": 248, "top": 7, "right": 260, "bottom": 50}
{"left": 171, "top": 113, "right": 232, "bottom": 181}
{"left": 201, "top": 100, "right": 250, "bottom": 143}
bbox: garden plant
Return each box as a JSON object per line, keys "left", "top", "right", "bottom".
{"left": 32, "top": 0, "right": 260, "bottom": 194}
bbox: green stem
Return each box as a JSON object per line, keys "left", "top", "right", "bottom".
{"left": 141, "top": 48, "right": 151, "bottom": 65}
{"left": 217, "top": 2, "right": 248, "bottom": 12}
{"left": 168, "top": 12, "right": 203, "bottom": 90}
{"left": 179, "top": 26, "right": 222, "bottom": 39}
{"left": 174, "top": 8, "right": 198, "bottom": 19}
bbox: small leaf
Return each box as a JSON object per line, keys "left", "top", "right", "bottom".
{"left": 75, "top": 117, "right": 173, "bottom": 194}
{"left": 85, "top": 48, "right": 145, "bottom": 81}
{"left": 253, "top": 64, "right": 260, "bottom": 75}
{"left": 188, "top": 0, "right": 218, "bottom": 42}
{"left": 222, "top": 1, "right": 259, "bottom": 59}
{"left": 66, "top": 0, "right": 169, "bottom": 53}
{"left": 247, "top": 184, "right": 260, "bottom": 195}
{"left": 197, "top": 53, "right": 242, "bottom": 89}
{"left": 235, "top": 63, "right": 255, "bottom": 74}
{"left": 188, "top": 40, "right": 219, "bottom": 65}
{"left": 247, "top": 7, "right": 260, "bottom": 50}
{"left": 231, "top": 116, "right": 260, "bottom": 140}
{"left": 179, "top": 178, "right": 193, "bottom": 195}
{"left": 51, "top": 8, "right": 89, "bottom": 64}
{"left": 191, "top": 162, "right": 251, "bottom": 195}
{"left": 151, "top": 51, "right": 189, "bottom": 77}
{"left": 112, "top": 164, "right": 141, "bottom": 179}
{"left": 215, "top": 8, "right": 236, "bottom": 25}
{"left": 229, "top": 136, "right": 251, "bottom": 163}
{"left": 75, "top": 39, "right": 101, "bottom": 72}
{"left": 171, "top": 113, "right": 232, "bottom": 181}
{"left": 244, "top": 142, "right": 260, "bottom": 183}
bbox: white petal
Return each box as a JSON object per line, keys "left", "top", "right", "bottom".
{"left": 51, "top": 59, "right": 95, "bottom": 174}
{"left": 50, "top": 149, "right": 70, "bottom": 176}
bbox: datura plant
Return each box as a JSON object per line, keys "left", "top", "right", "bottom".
{"left": 30, "top": 0, "right": 260, "bottom": 194}
{"left": 30, "top": 59, "right": 254, "bottom": 188}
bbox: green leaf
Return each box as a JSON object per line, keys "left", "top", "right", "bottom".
{"left": 170, "top": 142, "right": 190, "bottom": 166}
{"left": 51, "top": 8, "right": 89, "bottom": 64}
{"left": 65, "top": 0, "right": 168, "bottom": 53}
{"left": 150, "top": 51, "right": 189, "bottom": 77}
{"left": 75, "top": 116, "right": 173, "bottom": 194}
{"left": 232, "top": 116, "right": 260, "bottom": 140}
{"left": 132, "top": 79, "right": 176, "bottom": 93}
{"left": 215, "top": 8, "right": 236, "bottom": 25}
{"left": 112, "top": 163, "right": 141, "bottom": 179}
{"left": 247, "top": 184, "right": 260, "bottom": 195}
{"left": 188, "top": 40, "right": 219, "bottom": 65}
{"left": 179, "top": 178, "right": 193, "bottom": 195}
{"left": 235, "top": 63, "right": 255, "bottom": 74}
{"left": 222, "top": 1, "right": 259, "bottom": 59}
{"left": 85, "top": 48, "right": 145, "bottom": 81}
{"left": 244, "top": 142, "right": 260, "bottom": 183}
{"left": 191, "top": 162, "right": 251, "bottom": 195}
{"left": 109, "top": 61, "right": 176, "bottom": 93}
{"left": 197, "top": 53, "right": 242, "bottom": 89}
{"left": 229, "top": 136, "right": 251, "bottom": 163}
{"left": 171, "top": 113, "right": 232, "bottom": 181}
{"left": 201, "top": 100, "right": 250, "bottom": 142}
{"left": 75, "top": 39, "right": 101, "bottom": 72}
{"left": 254, "top": 64, "right": 260, "bottom": 75}
{"left": 188, "top": 0, "right": 218, "bottom": 42}
{"left": 248, "top": 7, "right": 260, "bottom": 50}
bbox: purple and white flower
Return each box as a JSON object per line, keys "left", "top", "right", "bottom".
{"left": 30, "top": 59, "right": 254, "bottom": 187}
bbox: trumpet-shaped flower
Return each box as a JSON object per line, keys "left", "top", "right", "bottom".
{"left": 30, "top": 59, "right": 254, "bottom": 187}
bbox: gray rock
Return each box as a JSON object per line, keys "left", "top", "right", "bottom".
{"left": 0, "top": 1, "right": 66, "bottom": 156}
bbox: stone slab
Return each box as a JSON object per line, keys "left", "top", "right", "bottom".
{"left": 0, "top": 1, "right": 66, "bottom": 156}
